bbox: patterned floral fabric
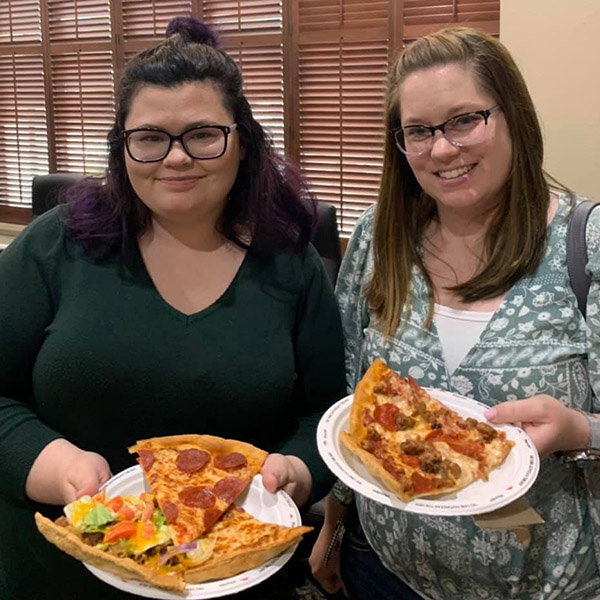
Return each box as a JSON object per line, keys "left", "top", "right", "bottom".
{"left": 333, "top": 195, "right": 600, "bottom": 600}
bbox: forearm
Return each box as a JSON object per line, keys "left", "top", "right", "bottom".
{"left": 323, "top": 492, "right": 349, "bottom": 528}
{"left": 286, "top": 455, "right": 312, "bottom": 507}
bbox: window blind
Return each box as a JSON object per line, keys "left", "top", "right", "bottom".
{"left": 297, "top": 0, "right": 390, "bottom": 235}
{"left": 298, "top": 40, "right": 388, "bottom": 235}
{"left": 0, "top": 0, "right": 499, "bottom": 233}
{"left": 0, "top": 52, "right": 48, "bottom": 204}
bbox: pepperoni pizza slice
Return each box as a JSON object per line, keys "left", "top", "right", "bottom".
{"left": 341, "top": 359, "right": 514, "bottom": 502}
{"left": 129, "top": 435, "right": 267, "bottom": 544}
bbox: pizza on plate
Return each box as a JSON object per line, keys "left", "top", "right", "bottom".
{"left": 128, "top": 434, "right": 267, "bottom": 544}
{"left": 35, "top": 490, "right": 312, "bottom": 592}
{"left": 340, "top": 359, "right": 514, "bottom": 502}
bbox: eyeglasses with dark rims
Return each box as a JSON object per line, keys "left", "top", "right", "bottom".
{"left": 122, "top": 124, "right": 238, "bottom": 162}
{"left": 391, "top": 105, "right": 502, "bottom": 157}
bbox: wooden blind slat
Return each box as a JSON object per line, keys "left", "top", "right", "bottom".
{"left": 122, "top": 1, "right": 193, "bottom": 40}
{"left": 0, "top": 52, "right": 48, "bottom": 205}
{"left": 0, "top": 1, "right": 42, "bottom": 43}
{"left": 298, "top": 39, "right": 387, "bottom": 235}
{"left": 48, "top": 0, "right": 111, "bottom": 43}
{"left": 203, "top": 0, "right": 282, "bottom": 34}
{"left": 226, "top": 44, "right": 284, "bottom": 150}
{"left": 299, "top": 0, "right": 389, "bottom": 32}
{"left": 51, "top": 51, "right": 114, "bottom": 174}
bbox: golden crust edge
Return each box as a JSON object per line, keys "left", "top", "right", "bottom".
{"left": 339, "top": 431, "right": 474, "bottom": 502}
{"left": 129, "top": 434, "right": 268, "bottom": 470}
{"left": 348, "top": 359, "right": 389, "bottom": 440}
{"left": 34, "top": 513, "right": 185, "bottom": 592}
{"left": 184, "top": 527, "right": 312, "bottom": 584}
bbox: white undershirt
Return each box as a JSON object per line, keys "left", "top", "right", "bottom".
{"left": 433, "top": 304, "right": 495, "bottom": 375}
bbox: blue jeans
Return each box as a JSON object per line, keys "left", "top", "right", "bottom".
{"left": 339, "top": 517, "right": 423, "bottom": 600}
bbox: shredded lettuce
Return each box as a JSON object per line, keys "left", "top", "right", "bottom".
{"left": 82, "top": 504, "right": 115, "bottom": 533}
{"left": 152, "top": 508, "right": 166, "bottom": 529}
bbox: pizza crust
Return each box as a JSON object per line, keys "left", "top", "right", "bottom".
{"left": 347, "top": 359, "right": 389, "bottom": 441}
{"left": 34, "top": 513, "right": 185, "bottom": 592}
{"left": 184, "top": 528, "right": 311, "bottom": 583}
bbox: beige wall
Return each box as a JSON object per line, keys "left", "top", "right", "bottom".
{"left": 500, "top": 0, "right": 600, "bottom": 201}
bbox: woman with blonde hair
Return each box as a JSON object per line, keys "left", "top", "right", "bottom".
{"left": 310, "top": 26, "right": 600, "bottom": 600}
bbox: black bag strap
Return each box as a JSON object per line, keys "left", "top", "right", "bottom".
{"left": 567, "top": 200, "right": 599, "bottom": 318}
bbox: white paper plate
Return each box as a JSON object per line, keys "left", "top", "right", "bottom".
{"left": 84, "top": 466, "right": 303, "bottom": 598}
{"left": 317, "top": 389, "right": 540, "bottom": 516}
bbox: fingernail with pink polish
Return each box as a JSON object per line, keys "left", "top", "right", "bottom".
{"left": 483, "top": 407, "right": 497, "bottom": 420}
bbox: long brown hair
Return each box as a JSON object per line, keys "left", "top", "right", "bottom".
{"left": 366, "top": 27, "right": 556, "bottom": 335}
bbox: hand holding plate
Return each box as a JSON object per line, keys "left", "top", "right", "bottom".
{"left": 260, "top": 454, "right": 312, "bottom": 507}
{"left": 484, "top": 395, "right": 590, "bottom": 458}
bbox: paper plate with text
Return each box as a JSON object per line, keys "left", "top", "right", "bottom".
{"left": 84, "top": 466, "right": 302, "bottom": 599}
{"left": 317, "top": 390, "right": 540, "bottom": 517}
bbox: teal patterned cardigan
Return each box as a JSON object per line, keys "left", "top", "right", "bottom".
{"left": 333, "top": 194, "right": 600, "bottom": 600}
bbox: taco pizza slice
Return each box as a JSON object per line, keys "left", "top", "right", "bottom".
{"left": 35, "top": 490, "right": 312, "bottom": 591}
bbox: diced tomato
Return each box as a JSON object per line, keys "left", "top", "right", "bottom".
{"left": 141, "top": 523, "right": 155, "bottom": 540}
{"left": 400, "top": 454, "right": 420, "bottom": 468}
{"left": 374, "top": 403, "right": 400, "bottom": 431}
{"left": 104, "top": 521, "right": 137, "bottom": 544}
{"left": 140, "top": 492, "right": 154, "bottom": 504}
{"left": 117, "top": 505, "right": 135, "bottom": 521}
{"left": 411, "top": 472, "right": 434, "bottom": 494}
{"left": 105, "top": 496, "right": 124, "bottom": 513}
{"left": 92, "top": 490, "right": 106, "bottom": 504}
{"left": 141, "top": 502, "right": 154, "bottom": 522}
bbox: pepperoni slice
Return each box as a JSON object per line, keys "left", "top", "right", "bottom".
{"left": 213, "top": 477, "right": 246, "bottom": 504}
{"left": 203, "top": 507, "right": 221, "bottom": 531}
{"left": 162, "top": 501, "right": 179, "bottom": 524}
{"left": 138, "top": 450, "right": 154, "bottom": 471}
{"left": 399, "top": 454, "right": 420, "bottom": 468}
{"left": 374, "top": 403, "right": 400, "bottom": 431}
{"left": 176, "top": 449, "right": 210, "bottom": 473}
{"left": 214, "top": 452, "right": 248, "bottom": 470}
{"left": 179, "top": 486, "right": 216, "bottom": 508}
{"left": 411, "top": 472, "right": 435, "bottom": 494}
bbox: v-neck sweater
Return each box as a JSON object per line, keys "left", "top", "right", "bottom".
{"left": 0, "top": 206, "right": 346, "bottom": 600}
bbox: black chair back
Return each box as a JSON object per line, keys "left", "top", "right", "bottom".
{"left": 31, "top": 173, "right": 82, "bottom": 218}
{"left": 313, "top": 201, "right": 342, "bottom": 287}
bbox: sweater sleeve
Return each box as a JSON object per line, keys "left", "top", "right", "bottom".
{"left": 276, "top": 244, "right": 346, "bottom": 504}
{"left": 0, "top": 209, "right": 65, "bottom": 504}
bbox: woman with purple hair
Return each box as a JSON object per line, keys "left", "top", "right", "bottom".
{"left": 0, "top": 17, "right": 345, "bottom": 600}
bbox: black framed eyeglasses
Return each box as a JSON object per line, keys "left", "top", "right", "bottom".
{"left": 391, "top": 105, "right": 501, "bottom": 156}
{"left": 123, "top": 123, "right": 238, "bottom": 162}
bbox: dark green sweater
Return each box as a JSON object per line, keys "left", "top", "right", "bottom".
{"left": 0, "top": 207, "right": 345, "bottom": 600}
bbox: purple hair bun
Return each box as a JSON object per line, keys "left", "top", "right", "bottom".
{"left": 165, "top": 16, "right": 220, "bottom": 48}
